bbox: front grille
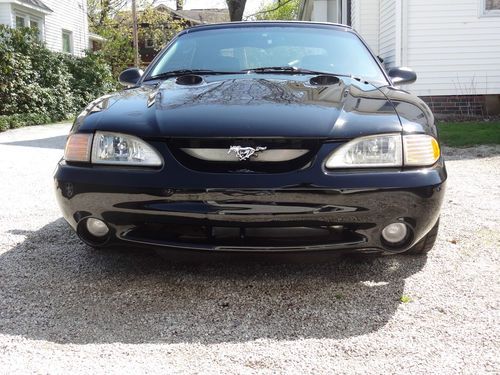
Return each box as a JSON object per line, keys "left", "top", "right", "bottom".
{"left": 122, "top": 223, "right": 364, "bottom": 249}
{"left": 168, "top": 138, "right": 321, "bottom": 173}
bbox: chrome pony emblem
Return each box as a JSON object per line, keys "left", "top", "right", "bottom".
{"left": 228, "top": 145, "right": 267, "bottom": 161}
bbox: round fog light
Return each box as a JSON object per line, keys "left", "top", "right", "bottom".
{"left": 86, "top": 218, "right": 109, "bottom": 237}
{"left": 382, "top": 222, "right": 408, "bottom": 244}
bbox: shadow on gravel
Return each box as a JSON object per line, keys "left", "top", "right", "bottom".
{"left": 0, "top": 219, "right": 427, "bottom": 345}
{"left": 0, "top": 135, "right": 66, "bottom": 150}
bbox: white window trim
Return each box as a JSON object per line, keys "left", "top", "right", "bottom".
{"left": 62, "top": 30, "right": 74, "bottom": 54}
{"left": 480, "top": 0, "right": 500, "bottom": 17}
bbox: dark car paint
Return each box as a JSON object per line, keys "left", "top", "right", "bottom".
{"left": 75, "top": 75, "right": 403, "bottom": 139}
{"left": 56, "top": 22, "right": 446, "bottom": 254}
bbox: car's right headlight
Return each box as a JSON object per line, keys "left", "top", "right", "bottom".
{"left": 325, "top": 133, "right": 440, "bottom": 169}
{"left": 64, "top": 131, "right": 163, "bottom": 167}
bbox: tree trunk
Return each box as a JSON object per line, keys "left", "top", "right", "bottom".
{"left": 226, "top": 0, "right": 247, "bottom": 21}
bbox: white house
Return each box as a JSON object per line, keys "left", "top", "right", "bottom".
{"left": 300, "top": 0, "right": 500, "bottom": 117}
{"left": 0, "top": 0, "right": 91, "bottom": 56}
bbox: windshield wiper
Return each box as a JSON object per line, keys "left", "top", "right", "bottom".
{"left": 147, "top": 69, "right": 238, "bottom": 81}
{"left": 242, "top": 66, "right": 349, "bottom": 77}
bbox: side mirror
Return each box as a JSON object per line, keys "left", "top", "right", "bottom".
{"left": 118, "top": 67, "right": 143, "bottom": 87}
{"left": 388, "top": 67, "right": 417, "bottom": 85}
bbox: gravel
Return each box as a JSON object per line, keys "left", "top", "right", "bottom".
{"left": 0, "top": 124, "right": 499, "bottom": 374}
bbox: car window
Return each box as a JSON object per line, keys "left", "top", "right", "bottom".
{"left": 149, "top": 26, "right": 387, "bottom": 83}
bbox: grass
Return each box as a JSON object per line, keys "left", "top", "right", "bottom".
{"left": 438, "top": 121, "right": 500, "bottom": 147}
{"left": 400, "top": 295, "right": 413, "bottom": 304}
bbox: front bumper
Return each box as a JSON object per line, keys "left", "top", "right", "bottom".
{"left": 54, "top": 153, "right": 447, "bottom": 254}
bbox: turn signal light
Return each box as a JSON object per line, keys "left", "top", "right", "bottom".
{"left": 64, "top": 133, "right": 92, "bottom": 162}
{"left": 403, "top": 134, "right": 440, "bottom": 166}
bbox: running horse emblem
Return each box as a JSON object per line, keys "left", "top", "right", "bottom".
{"left": 228, "top": 145, "right": 267, "bottom": 161}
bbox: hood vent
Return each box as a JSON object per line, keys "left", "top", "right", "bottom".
{"left": 176, "top": 74, "right": 203, "bottom": 86}
{"left": 309, "top": 75, "right": 340, "bottom": 86}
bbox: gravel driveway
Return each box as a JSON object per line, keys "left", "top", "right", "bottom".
{"left": 0, "top": 124, "right": 499, "bottom": 374}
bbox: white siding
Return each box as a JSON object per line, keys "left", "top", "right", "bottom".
{"left": 43, "top": 0, "right": 88, "bottom": 56}
{"left": 0, "top": 3, "right": 12, "bottom": 26}
{"left": 351, "top": 0, "right": 360, "bottom": 29}
{"left": 0, "top": 0, "right": 88, "bottom": 56}
{"left": 311, "top": 0, "right": 339, "bottom": 22}
{"left": 378, "top": 0, "right": 396, "bottom": 68}
{"left": 351, "top": 0, "right": 380, "bottom": 55}
{"left": 405, "top": 0, "right": 500, "bottom": 96}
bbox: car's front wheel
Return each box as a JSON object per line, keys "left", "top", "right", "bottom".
{"left": 404, "top": 219, "right": 440, "bottom": 255}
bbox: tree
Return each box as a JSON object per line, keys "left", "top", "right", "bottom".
{"left": 226, "top": 0, "right": 247, "bottom": 21}
{"left": 87, "top": 0, "right": 183, "bottom": 78}
{"left": 87, "top": 0, "right": 128, "bottom": 28}
{"left": 254, "top": 0, "right": 300, "bottom": 20}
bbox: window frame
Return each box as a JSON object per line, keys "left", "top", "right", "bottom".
{"left": 481, "top": 0, "right": 500, "bottom": 17}
{"left": 62, "top": 30, "right": 74, "bottom": 54}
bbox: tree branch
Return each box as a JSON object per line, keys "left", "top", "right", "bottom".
{"left": 245, "top": 0, "right": 294, "bottom": 19}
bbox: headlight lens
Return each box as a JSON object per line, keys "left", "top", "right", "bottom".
{"left": 91, "top": 131, "right": 162, "bottom": 166}
{"left": 325, "top": 134, "right": 403, "bottom": 168}
{"left": 325, "top": 133, "right": 440, "bottom": 169}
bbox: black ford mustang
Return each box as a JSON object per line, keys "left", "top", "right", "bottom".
{"left": 55, "top": 22, "right": 446, "bottom": 255}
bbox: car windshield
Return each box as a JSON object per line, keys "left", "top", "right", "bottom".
{"left": 148, "top": 25, "right": 387, "bottom": 83}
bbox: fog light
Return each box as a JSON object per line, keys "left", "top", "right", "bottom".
{"left": 86, "top": 218, "right": 109, "bottom": 237}
{"left": 382, "top": 222, "right": 408, "bottom": 244}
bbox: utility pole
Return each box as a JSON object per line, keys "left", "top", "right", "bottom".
{"left": 131, "top": 0, "right": 139, "bottom": 67}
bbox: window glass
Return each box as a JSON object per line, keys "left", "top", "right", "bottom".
{"left": 485, "top": 0, "right": 500, "bottom": 10}
{"left": 62, "top": 31, "right": 72, "bottom": 53}
{"left": 150, "top": 26, "right": 386, "bottom": 83}
{"left": 15, "top": 15, "right": 25, "bottom": 28}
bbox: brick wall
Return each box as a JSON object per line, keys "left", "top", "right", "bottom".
{"left": 419, "top": 95, "right": 487, "bottom": 119}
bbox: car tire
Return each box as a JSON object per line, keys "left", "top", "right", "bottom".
{"left": 404, "top": 219, "right": 440, "bottom": 255}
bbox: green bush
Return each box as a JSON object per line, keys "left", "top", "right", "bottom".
{"left": 0, "top": 116, "right": 9, "bottom": 132}
{"left": 64, "top": 52, "right": 115, "bottom": 111}
{"left": 0, "top": 25, "right": 114, "bottom": 131}
{"left": 0, "top": 113, "right": 52, "bottom": 130}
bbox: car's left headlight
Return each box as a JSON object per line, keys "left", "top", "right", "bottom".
{"left": 325, "top": 133, "right": 440, "bottom": 169}
{"left": 91, "top": 131, "right": 162, "bottom": 166}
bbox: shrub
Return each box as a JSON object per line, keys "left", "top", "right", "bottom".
{"left": 0, "top": 116, "right": 9, "bottom": 132}
{"left": 0, "top": 25, "right": 114, "bottom": 130}
{"left": 64, "top": 52, "right": 115, "bottom": 112}
{"left": 0, "top": 113, "right": 52, "bottom": 130}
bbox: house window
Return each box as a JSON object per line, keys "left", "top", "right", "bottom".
{"left": 30, "top": 18, "right": 42, "bottom": 40}
{"left": 483, "top": 0, "right": 500, "bottom": 15}
{"left": 145, "top": 39, "right": 154, "bottom": 48}
{"left": 15, "top": 15, "right": 26, "bottom": 28}
{"left": 14, "top": 12, "right": 44, "bottom": 40}
{"left": 62, "top": 30, "right": 73, "bottom": 54}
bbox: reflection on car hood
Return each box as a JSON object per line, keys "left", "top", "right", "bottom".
{"left": 76, "top": 75, "right": 403, "bottom": 139}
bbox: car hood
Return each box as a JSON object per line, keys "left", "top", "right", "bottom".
{"left": 77, "top": 75, "right": 402, "bottom": 139}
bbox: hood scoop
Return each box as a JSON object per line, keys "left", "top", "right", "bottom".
{"left": 309, "top": 75, "right": 340, "bottom": 86}
{"left": 176, "top": 74, "right": 204, "bottom": 86}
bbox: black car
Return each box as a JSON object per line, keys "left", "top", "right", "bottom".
{"left": 55, "top": 22, "right": 446, "bottom": 255}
